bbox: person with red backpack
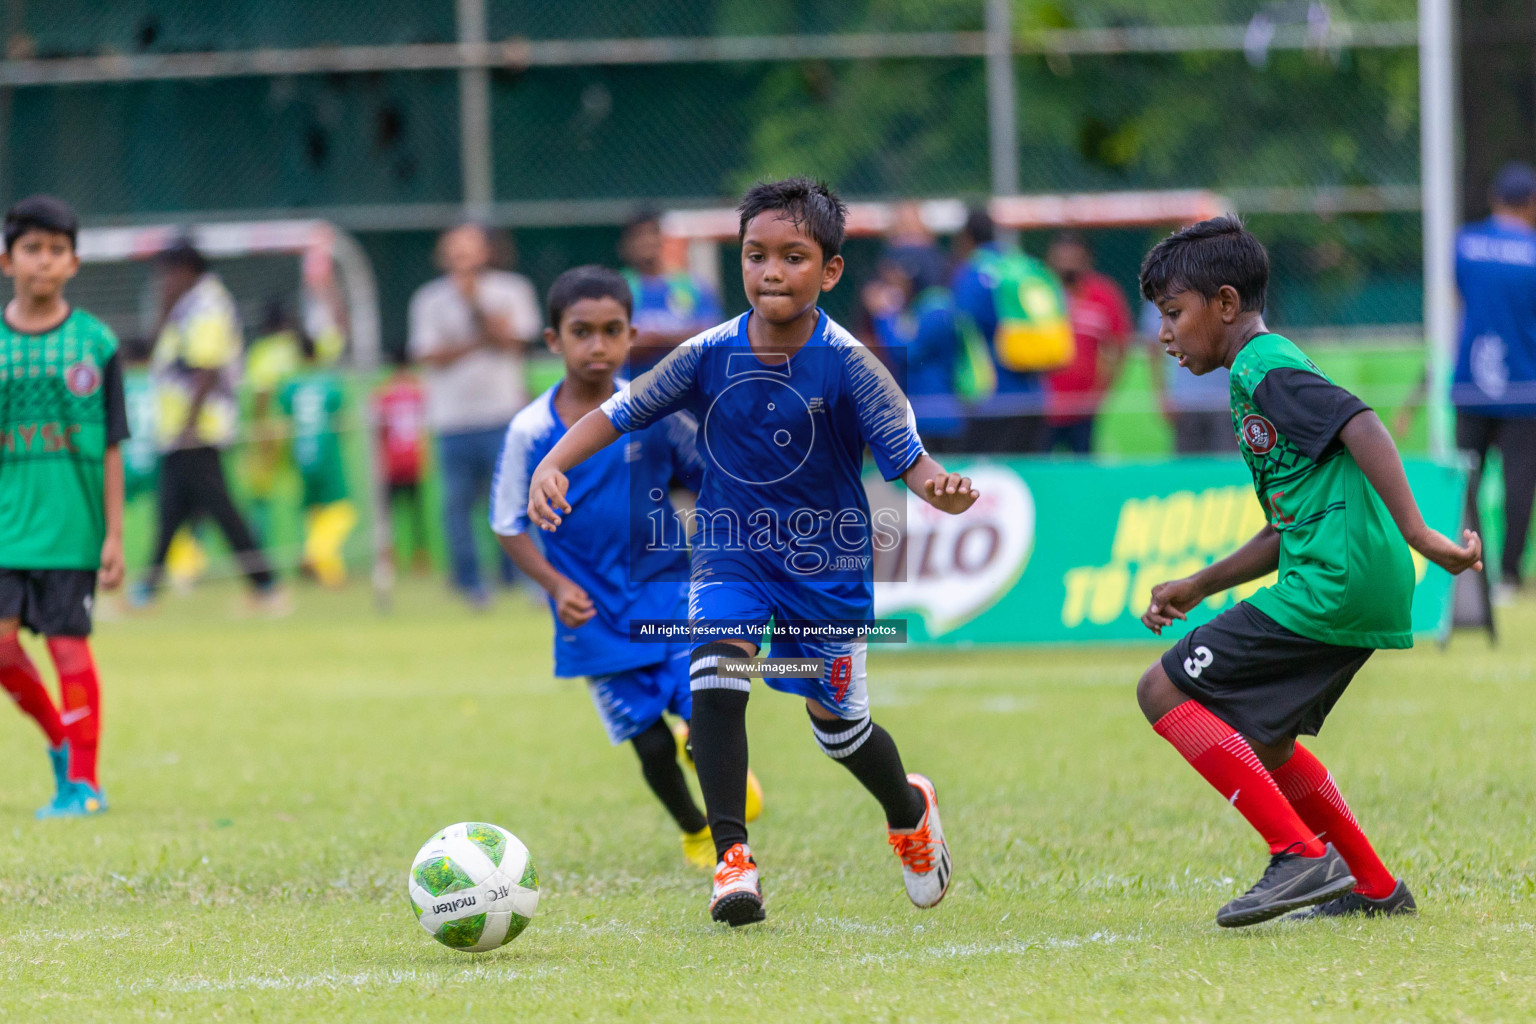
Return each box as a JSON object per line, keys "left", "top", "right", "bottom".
{"left": 950, "top": 208, "right": 1074, "bottom": 452}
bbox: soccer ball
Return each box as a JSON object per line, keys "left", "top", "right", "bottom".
{"left": 408, "top": 822, "right": 540, "bottom": 952}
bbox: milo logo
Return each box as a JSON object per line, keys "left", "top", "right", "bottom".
{"left": 1241, "top": 414, "right": 1276, "bottom": 455}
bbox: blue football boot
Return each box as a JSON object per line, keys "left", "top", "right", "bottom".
{"left": 37, "top": 779, "right": 109, "bottom": 819}
{"left": 35, "top": 742, "right": 71, "bottom": 818}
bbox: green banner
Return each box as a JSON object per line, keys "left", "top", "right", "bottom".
{"left": 873, "top": 457, "right": 1466, "bottom": 645}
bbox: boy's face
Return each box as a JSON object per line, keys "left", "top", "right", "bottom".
{"left": 545, "top": 296, "right": 633, "bottom": 387}
{"left": 622, "top": 221, "right": 663, "bottom": 276}
{"left": 0, "top": 229, "right": 79, "bottom": 302}
{"left": 741, "top": 212, "right": 843, "bottom": 326}
{"left": 1152, "top": 286, "right": 1240, "bottom": 376}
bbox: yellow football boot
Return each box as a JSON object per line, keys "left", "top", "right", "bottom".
{"left": 673, "top": 721, "right": 765, "bottom": 823}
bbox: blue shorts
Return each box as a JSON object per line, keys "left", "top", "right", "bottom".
{"left": 586, "top": 645, "right": 693, "bottom": 745}
{"left": 687, "top": 577, "right": 870, "bottom": 720}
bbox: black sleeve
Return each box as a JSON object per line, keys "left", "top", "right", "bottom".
{"left": 1251, "top": 367, "right": 1370, "bottom": 462}
{"left": 102, "top": 353, "right": 131, "bottom": 446}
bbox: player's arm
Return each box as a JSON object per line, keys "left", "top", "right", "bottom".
{"left": 99, "top": 353, "right": 129, "bottom": 591}
{"left": 99, "top": 445, "right": 125, "bottom": 591}
{"left": 900, "top": 453, "right": 979, "bottom": 515}
{"left": 527, "top": 410, "right": 622, "bottom": 532}
{"left": 531, "top": 345, "right": 702, "bottom": 530}
{"left": 1142, "top": 525, "right": 1279, "bottom": 634}
{"left": 1340, "top": 409, "right": 1482, "bottom": 573}
{"left": 496, "top": 533, "right": 595, "bottom": 627}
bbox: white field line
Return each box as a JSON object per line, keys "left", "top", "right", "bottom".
{"left": 120, "top": 963, "right": 562, "bottom": 996}
{"left": 854, "top": 930, "right": 1137, "bottom": 964}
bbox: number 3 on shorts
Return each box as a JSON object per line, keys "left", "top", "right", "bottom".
{"left": 1183, "top": 645, "right": 1213, "bottom": 678}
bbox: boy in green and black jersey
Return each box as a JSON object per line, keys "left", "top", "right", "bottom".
{"left": 1134, "top": 217, "right": 1483, "bottom": 927}
{"left": 0, "top": 195, "right": 126, "bottom": 817}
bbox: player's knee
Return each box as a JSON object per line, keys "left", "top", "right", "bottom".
{"left": 807, "top": 706, "right": 872, "bottom": 760}
{"left": 689, "top": 641, "right": 753, "bottom": 694}
{"left": 0, "top": 618, "right": 19, "bottom": 645}
{"left": 1248, "top": 735, "right": 1296, "bottom": 773}
{"left": 1136, "top": 662, "right": 1180, "bottom": 724}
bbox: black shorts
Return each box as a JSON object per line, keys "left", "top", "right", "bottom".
{"left": 1160, "top": 601, "right": 1374, "bottom": 746}
{"left": 0, "top": 568, "right": 98, "bottom": 637}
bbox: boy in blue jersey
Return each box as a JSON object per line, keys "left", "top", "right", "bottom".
{"left": 491, "top": 266, "right": 762, "bottom": 869}
{"left": 1452, "top": 163, "right": 1536, "bottom": 592}
{"left": 527, "top": 179, "right": 980, "bottom": 926}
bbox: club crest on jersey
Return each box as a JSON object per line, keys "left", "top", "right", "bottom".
{"left": 64, "top": 360, "right": 101, "bottom": 397}
{"left": 1241, "top": 414, "right": 1277, "bottom": 454}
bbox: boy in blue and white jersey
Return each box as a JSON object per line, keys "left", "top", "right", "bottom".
{"left": 1452, "top": 162, "right": 1536, "bottom": 589}
{"left": 527, "top": 180, "right": 980, "bottom": 926}
{"left": 491, "top": 266, "right": 762, "bottom": 870}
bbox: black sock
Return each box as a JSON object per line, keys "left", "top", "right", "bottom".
{"left": 691, "top": 688, "right": 751, "bottom": 859}
{"left": 810, "top": 710, "right": 925, "bottom": 829}
{"left": 630, "top": 720, "right": 707, "bottom": 834}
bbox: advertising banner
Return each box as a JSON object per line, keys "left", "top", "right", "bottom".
{"left": 872, "top": 457, "right": 1466, "bottom": 646}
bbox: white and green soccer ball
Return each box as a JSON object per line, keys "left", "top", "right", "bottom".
{"left": 408, "top": 822, "right": 539, "bottom": 952}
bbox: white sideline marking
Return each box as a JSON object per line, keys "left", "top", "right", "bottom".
{"left": 121, "top": 964, "right": 561, "bottom": 995}
{"left": 854, "top": 931, "right": 1135, "bottom": 964}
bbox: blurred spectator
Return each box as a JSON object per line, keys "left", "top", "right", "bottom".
{"left": 135, "top": 240, "right": 280, "bottom": 607}
{"left": 118, "top": 335, "right": 159, "bottom": 508}
{"left": 375, "top": 348, "right": 431, "bottom": 574}
{"left": 1452, "top": 161, "right": 1536, "bottom": 594}
{"left": 242, "top": 298, "right": 304, "bottom": 542}
{"left": 1143, "top": 301, "right": 1236, "bottom": 454}
{"left": 408, "top": 223, "right": 540, "bottom": 607}
{"left": 885, "top": 203, "right": 948, "bottom": 286}
{"left": 1042, "top": 231, "right": 1133, "bottom": 454}
{"left": 620, "top": 210, "right": 722, "bottom": 373}
{"left": 951, "top": 208, "right": 1071, "bottom": 452}
{"left": 278, "top": 334, "right": 355, "bottom": 587}
{"left": 863, "top": 257, "right": 965, "bottom": 453}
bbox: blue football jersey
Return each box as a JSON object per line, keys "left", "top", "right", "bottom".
{"left": 1454, "top": 216, "right": 1536, "bottom": 416}
{"left": 600, "top": 311, "right": 925, "bottom": 605}
{"left": 491, "top": 380, "right": 703, "bottom": 677}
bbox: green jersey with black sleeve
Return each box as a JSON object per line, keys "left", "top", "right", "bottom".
{"left": 0, "top": 308, "right": 129, "bottom": 569}
{"left": 1229, "top": 333, "right": 1414, "bottom": 649}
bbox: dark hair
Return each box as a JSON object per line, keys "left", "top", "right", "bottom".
{"left": 623, "top": 208, "right": 662, "bottom": 235}
{"left": 961, "top": 207, "right": 994, "bottom": 246}
{"left": 737, "top": 177, "right": 847, "bottom": 260}
{"left": 1138, "top": 216, "right": 1269, "bottom": 313}
{"left": 1050, "top": 229, "right": 1090, "bottom": 253}
{"left": 546, "top": 264, "right": 633, "bottom": 330}
{"left": 156, "top": 236, "right": 208, "bottom": 274}
{"left": 4, "top": 194, "right": 79, "bottom": 252}
{"left": 388, "top": 345, "right": 413, "bottom": 369}
{"left": 1492, "top": 162, "right": 1536, "bottom": 207}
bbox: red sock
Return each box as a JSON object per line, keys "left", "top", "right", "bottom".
{"left": 46, "top": 637, "right": 100, "bottom": 786}
{"left": 1154, "top": 701, "right": 1324, "bottom": 857}
{"left": 1272, "top": 743, "right": 1395, "bottom": 898}
{"left": 0, "top": 633, "right": 65, "bottom": 747}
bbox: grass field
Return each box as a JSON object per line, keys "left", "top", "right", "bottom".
{"left": 3, "top": 579, "right": 1535, "bottom": 1022}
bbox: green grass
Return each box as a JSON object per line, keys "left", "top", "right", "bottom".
{"left": 3, "top": 580, "right": 1535, "bottom": 1022}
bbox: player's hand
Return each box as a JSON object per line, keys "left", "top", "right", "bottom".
{"left": 1142, "top": 577, "right": 1204, "bottom": 635}
{"left": 1415, "top": 527, "right": 1483, "bottom": 575}
{"left": 527, "top": 464, "right": 572, "bottom": 531}
{"left": 922, "top": 473, "right": 979, "bottom": 515}
{"left": 553, "top": 579, "right": 595, "bottom": 628}
{"left": 98, "top": 536, "right": 125, "bottom": 591}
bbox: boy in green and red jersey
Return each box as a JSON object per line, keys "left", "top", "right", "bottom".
{"left": 1136, "top": 217, "right": 1483, "bottom": 927}
{"left": 0, "top": 195, "right": 127, "bottom": 817}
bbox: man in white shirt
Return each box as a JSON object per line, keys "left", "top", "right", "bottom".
{"left": 408, "top": 223, "right": 541, "bottom": 605}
